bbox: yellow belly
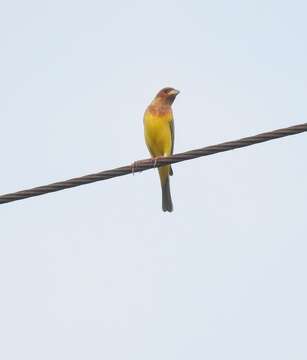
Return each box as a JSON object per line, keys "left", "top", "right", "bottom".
{"left": 144, "top": 112, "right": 172, "bottom": 157}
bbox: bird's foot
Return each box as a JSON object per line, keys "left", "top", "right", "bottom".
{"left": 152, "top": 156, "right": 163, "bottom": 168}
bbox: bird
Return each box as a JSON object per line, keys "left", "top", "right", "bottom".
{"left": 143, "top": 87, "right": 180, "bottom": 212}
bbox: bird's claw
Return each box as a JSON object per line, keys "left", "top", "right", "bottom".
{"left": 153, "top": 156, "right": 162, "bottom": 168}
{"left": 132, "top": 157, "right": 163, "bottom": 175}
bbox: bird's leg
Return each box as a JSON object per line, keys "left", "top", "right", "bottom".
{"left": 152, "top": 156, "right": 163, "bottom": 168}
{"left": 132, "top": 156, "right": 163, "bottom": 175}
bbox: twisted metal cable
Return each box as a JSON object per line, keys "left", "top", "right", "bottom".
{"left": 1, "top": 122, "right": 306, "bottom": 205}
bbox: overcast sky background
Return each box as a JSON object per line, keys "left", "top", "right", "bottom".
{"left": 1, "top": 1, "right": 307, "bottom": 359}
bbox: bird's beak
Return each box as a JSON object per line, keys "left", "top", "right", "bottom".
{"left": 169, "top": 89, "right": 180, "bottom": 96}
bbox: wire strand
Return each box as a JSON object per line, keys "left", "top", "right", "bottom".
{"left": 1, "top": 122, "right": 306, "bottom": 205}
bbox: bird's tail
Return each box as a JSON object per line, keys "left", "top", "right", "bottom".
{"left": 159, "top": 166, "right": 173, "bottom": 212}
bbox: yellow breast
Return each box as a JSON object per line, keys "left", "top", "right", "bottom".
{"left": 144, "top": 110, "right": 173, "bottom": 157}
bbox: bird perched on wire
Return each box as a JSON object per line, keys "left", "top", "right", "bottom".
{"left": 143, "top": 87, "right": 180, "bottom": 212}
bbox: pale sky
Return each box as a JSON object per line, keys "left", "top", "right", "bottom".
{"left": 1, "top": 1, "right": 307, "bottom": 359}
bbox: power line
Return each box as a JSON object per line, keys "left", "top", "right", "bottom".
{"left": 0, "top": 122, "right": 306, "bottom": 205}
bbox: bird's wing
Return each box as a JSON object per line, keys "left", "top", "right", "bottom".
{"left": 169, "top": 118, "right": 174, "bottom": 176}
{"left": 170, "top": 118, "right": 175, "bottom": 155}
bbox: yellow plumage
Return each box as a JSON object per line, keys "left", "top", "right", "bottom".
{"left": 144, "top": 111, "right": 173, "bottom": 158}
{"left": 143, "top": 87, "right": 179, "bottom": 212}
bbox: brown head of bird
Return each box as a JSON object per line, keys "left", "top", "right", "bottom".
{"left": 154, "top": 87, "right": 180, "bottom": 105}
